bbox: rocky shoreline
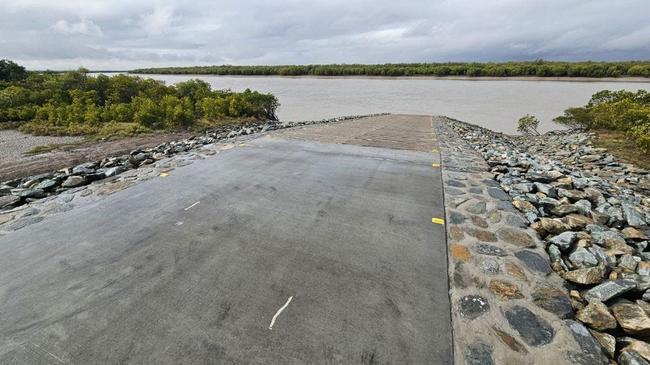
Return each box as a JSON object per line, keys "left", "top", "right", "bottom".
{"left": 446, "top": 118, "right": 650, "bottom": 364}
{"left": 0, "top": 114, "right": 387, "bottom": 213}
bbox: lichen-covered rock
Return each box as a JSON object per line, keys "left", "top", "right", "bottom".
{"left": 619, "top": 350, "right": 650, "bottom": 365}
{"left": 565, "top": 320, "right": 609, "bottom": 365}
{"left": 573, "top": 199, "right": 593, "bottom": 215}
{"left": 569, "top": 247, "right": 599, "bottom": 269}
{"left": 531, "top": 218, "right": 571, "bottom": 237}
{"left": 459, "top": 295, "right": 490, "bottom": 320}
{"left": 478, "top": 258, "right": 500, "bottom": 274}
{"left": 621, "top": 273, "right": 650, "bottom": 291}
{"left": 620, "top": 255, "right": 642, "bottom": 272}
{"left": 462, "top": 199, "right": 487, "bottom": 215}
{"left": 467, "top": 228, "right": 498, "bottom": 242}
{"left": 475, "top": 244, "right": 507, "bottom": 257}
{"left": 496, "top": 227, "right": 536, "bottom": 248}
{"left": 450, "top": 244, "right": 471, "bottom": 262}
{"left": 491, "top": 326, "right": 528, "bottom": 353}
{"left": 589, "top": 246, "right": 617, "bottom": 268}
{"left": 504, "top": 305, "right": 555, "bottom": 346}
{"left": 515, "top": 250, "right": 552, "bottom": 275}
{"left": 61, "top": 175, "right": 87, "bottom": 188}
{"left": 563, "top": 265, "right": 605, "bottom": 285}
{"left": 558, "top": 189, "right": 589, "bottom": 202}
{"left": 505, "top": 261, "right": 527, "bottom": 281}
{"left": 513, "top": 199, "right": 537, "bottom": 213}
{"left": 0, "top": 195, "right": 20, "bottom": 209}
{"left": 551, "top": 204, "right": 580, "bottom": 217}
{"left": 588, "top": 329, "right": 616, "bottom": 358}
{"left": 527, "top": 170, "right": 564, "bottom": 183}
{"left": 583, "top": 279, "right": 637, "bottom": 302}
{"left": 622, "top": 340, "right": 650, "bottom": 363}
{"left": 34, "top": 179, "right": 59, "bottom": 191}
{"left": 611, "top": 301, "right": 650, "bottom": 336}
{"left": 548, "top": 231, "right": 577, "bottom": 252}
{"left": 623, "top": 203, "right": 648, "bottom": 228}
{"left": 489, "top": 279, "right": 524, "bottom": 300}
{"left": 448, "top": 210, "right": 466, "bottom": 224}
{"left": 576, "top": 301, "right": 617, "bottom": 331}
{"left": 563, "top": 214, "right": 593, "bottom": 230}
{"left": 532, "top": 286, "right": 574, "bottom": 319}
{"left": 487, "top": 187, "right": 510, "bottom": 201}
{"left": 623, "top": 227, "right": 649, "bottom": 241}
{"left": 464, "top": 342, "right": 494, "bottom": 365}
{"left": 638, "top": 261, "right": 650, "bottom": 276}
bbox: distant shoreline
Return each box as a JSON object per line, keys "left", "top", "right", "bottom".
{"left": 127, "top": 61, "right": 650, "bottom": 81}
{"left": 87, "top": 72, "right": 650, "bottom": 83}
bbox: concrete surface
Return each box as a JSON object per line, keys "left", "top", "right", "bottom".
{"left": 274, "top": 114, "right": 436, "bottom": 152}
{"left": 0, "top": 115, "right": 451, "bottom": 364}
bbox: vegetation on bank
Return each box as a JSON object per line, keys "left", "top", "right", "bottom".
{"left": 0, "top": 59, "right": 28, "bottom": 81}
{"left": 554, "top": 89, "right": 650, "bottom": 155}
{"left": 517, "top": 114, "right": 541, "bottom": 135}
{"left": 0, "top": 60, "right": 279, "bottom": 136}
{"left": 132, "top": 61, "right": 650, "bottom": 78}
{"left": 592, "top": 130, "right": 650, "bottom": 170}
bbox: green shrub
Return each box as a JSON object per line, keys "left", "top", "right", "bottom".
{"left": 628, "top": 65, "right": 650, "bottom": 77}
{"left": 554, "top": 89, "right": 650, "bottom": 155}
{"left": 517, "top": 114, "right": 540, "bottom": 135}
{"left": 628, "top": 124, "right": 650, "bottom": 154}
{"left": 0, "top": 60, "right": 279, "bottom": 136}
{"left": 0, "top": 59, "right": 27, "bottom": 82}
{"left": 198, "top": 96, "right": 229, "bottom": 119}
{"left": 176, "top": 79, "right": 211, "bottom": 102}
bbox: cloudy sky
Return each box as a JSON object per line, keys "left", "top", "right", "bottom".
{"left": 1, "top": 0, "right": 649, "bottom": 70}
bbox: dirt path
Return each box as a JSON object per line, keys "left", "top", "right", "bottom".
{"left": 0, "top": 131, "right": 193, "bottom": 181}
{"left": 0, "top": 130, "right": 84, "bottom": 160}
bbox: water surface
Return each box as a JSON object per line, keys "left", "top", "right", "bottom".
{"left": 136, "top": 74, "right": 650, "bottom": 134}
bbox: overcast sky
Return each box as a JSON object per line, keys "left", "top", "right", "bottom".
{"left": 1, "top": 0, "right": 649, "bottom": 70}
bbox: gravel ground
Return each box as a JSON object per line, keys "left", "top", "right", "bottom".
{"left": 0, "top": 130, "right": 192, "bottom": 181}
{"left": 0, "top": 130, "right": 83, "bottom": 160}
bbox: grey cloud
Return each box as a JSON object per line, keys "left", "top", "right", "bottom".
{"left": 0, "top": 0, "right": 648, "bottom": 70}
{"left": 52, "top": 19, "right": 104, "bottom": 37}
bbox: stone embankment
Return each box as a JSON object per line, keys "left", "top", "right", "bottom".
{"left": 440, "top": 116, "right": 650, "bottom": 364}
{"left": 0, "top": 114, "right": 386, "bottom": 214}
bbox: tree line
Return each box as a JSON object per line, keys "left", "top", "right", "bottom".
{"left": 0, "top": 60, "right": 279, "bottom": 136}
{"left": 132, "top": 61, "right": 650, "bottom": 78}
{"left": 554, "top": 90, "right": 650, "bottom": 153}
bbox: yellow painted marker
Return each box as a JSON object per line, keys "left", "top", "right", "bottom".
{"left": 432, "top": 218, "right": 445, "bottom": 225}
{"left": 159, "top": 172, "right": 170, "bottom": 177}
{"left": 431, "top": 149, "right": 438, "bottom": 153}
{"left": 432, "top": 163, "right": 440, "bottom": 168}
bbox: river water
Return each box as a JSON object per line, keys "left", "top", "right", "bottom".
{"left": 135, "top": 74, "right": 650, "bottom": 134}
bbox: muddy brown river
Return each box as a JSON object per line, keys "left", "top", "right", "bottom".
{"left": 135, "top": 74, "right": 650, "bottom": 134}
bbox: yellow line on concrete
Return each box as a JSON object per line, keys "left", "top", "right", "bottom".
{"left": 432, "top": 218, "right": 445, "bottom": 225}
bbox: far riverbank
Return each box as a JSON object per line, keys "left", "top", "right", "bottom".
{"left": 85, "top": 72, "right": 650, "bottom": 83}
{"left": 134, "top": 74, "right": 650, "bottom": 83}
